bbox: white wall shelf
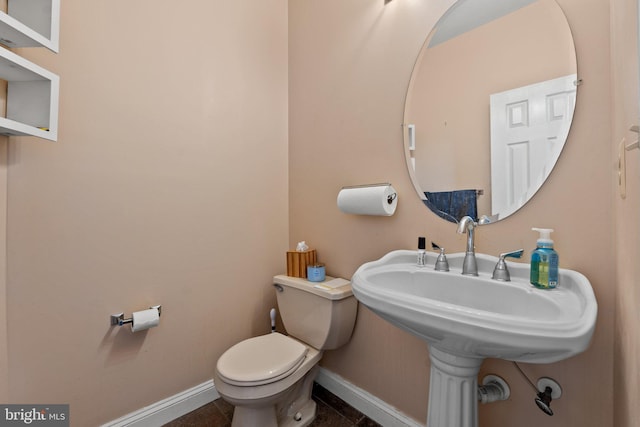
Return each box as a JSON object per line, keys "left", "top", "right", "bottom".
{"left": 0, "top": 0, "right": 59, "bottom": 52}
{"left": 0, "top": 0, "right": 60, "bottom": 141}
{"left": 0, "top": 46, "right": 59, "bottom": 141}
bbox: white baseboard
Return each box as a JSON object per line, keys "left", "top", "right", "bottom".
{"left": 102, "top": 369, "right": 423, "bottom": 427}
{"left": 315, "top": 367, "right": 425, "bottom": 427}
{"left": 101, "top": 380, "right": 219, "bottom": 427}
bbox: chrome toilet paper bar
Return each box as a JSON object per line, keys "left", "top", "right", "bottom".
{"left": 110, "top": 305, "right": 162, "bottom": 326}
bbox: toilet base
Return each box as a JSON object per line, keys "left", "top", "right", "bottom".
{"left": 231, "top": 404, "right": 278, "bottom": 427}
{"left": 280, "top": 399, "right": 316, "bottom": 427}
{"left": 227, "top": 364, "right": 319, "bottom": 427}
{"left": 231, "top": 399, "right": 316, "bottom": 427}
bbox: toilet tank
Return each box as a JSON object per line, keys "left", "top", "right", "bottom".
{"left": 273, "top": 275, "right": 357, "bottom": 350}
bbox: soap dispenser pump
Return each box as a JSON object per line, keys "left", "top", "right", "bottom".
{"left": 530, "top": 228, "right": 559, "bottom": 289}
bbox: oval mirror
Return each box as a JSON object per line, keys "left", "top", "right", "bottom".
{"left": 403, "top": 0, "right": 577, "bottom": 224}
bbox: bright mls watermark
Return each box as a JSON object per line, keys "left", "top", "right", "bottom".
{"left": 0, "top": 405, "right": 68, "bottom": 426}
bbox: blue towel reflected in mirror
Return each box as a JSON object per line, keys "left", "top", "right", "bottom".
{"left": 424, "top": 190, "right": 478, "bottom": 223}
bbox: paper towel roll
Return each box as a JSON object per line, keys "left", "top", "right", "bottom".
{"left": 131, "top": 308, "right": 160, "bottom": 332}
{"left": 337, "top": 184, "right": 398, "bottom": 216}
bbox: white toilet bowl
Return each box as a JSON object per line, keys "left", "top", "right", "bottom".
{"left": 214, "top": 333, "right": 322, "bottom": 427}
{"left": 214, "top": 275, "right": 357, "bottom": 427}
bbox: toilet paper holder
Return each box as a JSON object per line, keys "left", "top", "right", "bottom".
{"left": 110, "top": 305, "right": 162, "bottom": 327}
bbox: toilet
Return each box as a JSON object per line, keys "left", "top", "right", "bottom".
{"left": 214, "top": 274, "right": 358, "bottom": 427}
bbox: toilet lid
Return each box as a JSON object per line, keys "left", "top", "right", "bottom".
{"left": 216, "top": 333, "right": 308, "bottom": 386}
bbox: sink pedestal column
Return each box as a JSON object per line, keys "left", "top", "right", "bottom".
{"left": 427, "top": 346, "right": 484, "bottom": 427}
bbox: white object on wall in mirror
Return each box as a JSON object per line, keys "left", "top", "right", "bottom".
{"left": 619, "top": 138, "right": 627, "bottom": 199}
{"left": 626, "top": 125, "right": 639, "bottom": 151}
{"left": 407, "top": 124, "right": 416, "bottom": 151}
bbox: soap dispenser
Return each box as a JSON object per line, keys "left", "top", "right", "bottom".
{"left": 417, "top": 237, "right": 427, "bottom": 267}
{"left": 530, "top": 228, "right": 559, "bottom": 289}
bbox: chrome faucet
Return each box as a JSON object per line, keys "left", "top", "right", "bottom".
{"left": 456, "top": 216, "right": 478, "bottom": 276}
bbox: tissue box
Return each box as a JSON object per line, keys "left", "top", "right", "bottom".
{"left": 286, "top": 249, "right": 317, "bottom": 278}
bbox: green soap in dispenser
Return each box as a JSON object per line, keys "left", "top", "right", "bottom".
{"left": 530, "top": 228, "right": 559, "bottom": 289}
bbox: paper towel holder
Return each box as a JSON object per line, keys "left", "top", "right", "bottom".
{"left": 340, "top": 183, "right": 397, "bottom": 205}
{"left": 111, "top": 305, "right": 162, "bottom": 327}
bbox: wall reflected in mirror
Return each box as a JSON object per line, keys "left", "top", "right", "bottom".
{"left": 403, "top": 0, "right": 577, "bottom": 224}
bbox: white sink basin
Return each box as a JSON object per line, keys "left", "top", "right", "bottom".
{"left": 351, "top": 250, "right": 597, "bottom": 363}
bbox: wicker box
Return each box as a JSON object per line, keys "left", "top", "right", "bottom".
{"left": 286, "top": 249, "right": 317, "bottom": 278}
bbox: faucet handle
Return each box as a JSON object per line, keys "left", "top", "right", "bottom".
{"left": 501, "top": 249, "right": 524, "bottom": 259}
{"left": 431, "top": 242, "right": 450, "bottom": 272}
{"left": 492, "top": 249, "right": 524, "bottom": 281}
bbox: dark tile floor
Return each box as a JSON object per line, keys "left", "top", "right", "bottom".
{"left": 163, "top": 382, "right": 381, "bottom": 427}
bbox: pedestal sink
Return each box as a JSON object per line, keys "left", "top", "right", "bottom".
{"left": 351, "top": 250, "right": 597, "bottom": 427}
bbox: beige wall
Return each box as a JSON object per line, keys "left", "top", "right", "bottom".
{"left": 612, "top": 0, "right": 640, "bottom": 425}
{"left": 290, "top": 0, "right": 614, "bottom": 425}
{"left": 3, "top": 1, "right": 288, "bottom": 425}
{"left": 1, "top": 0, "right": 638, "bottom": 426}
{"left": 0, "top": 135, "right": 7, "bottom": 404}
{"left": 0, "top": 1, "right": 8, "bottom": 401}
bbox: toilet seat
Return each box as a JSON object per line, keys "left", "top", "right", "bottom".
{"left": 216, "top": 333, "right": 308, "bottom": 387}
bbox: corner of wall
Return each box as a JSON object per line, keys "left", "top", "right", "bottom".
{"left": 0, "top": 136, "right": 8, "bottom": 402}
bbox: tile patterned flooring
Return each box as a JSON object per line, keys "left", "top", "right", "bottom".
{"left": 163, "top": 382, "right": 381, "bottom": 427}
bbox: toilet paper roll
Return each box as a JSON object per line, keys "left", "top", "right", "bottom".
{"left": 337, "top": 184, "right": 398, "bottom": 216}
{"left": 131, "top": 308, "right": 160, "bottom": 332}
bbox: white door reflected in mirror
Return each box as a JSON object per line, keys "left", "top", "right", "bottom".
{"left": 490, "top": 74, "right": 577, "bottom": 218}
